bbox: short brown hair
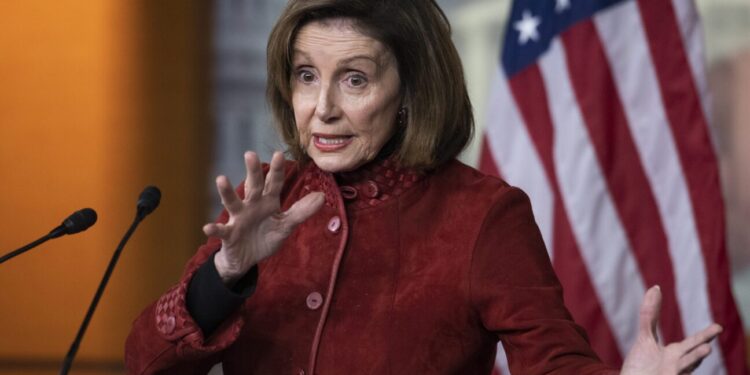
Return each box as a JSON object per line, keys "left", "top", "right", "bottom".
{"left": 266, "top": 0, "right": 474, "bottom": 170}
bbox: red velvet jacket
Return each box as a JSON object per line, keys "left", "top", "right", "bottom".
{"left": 125, "top": 159, "right": 617, "bottom": 374}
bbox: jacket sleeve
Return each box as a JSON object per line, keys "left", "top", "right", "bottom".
{"left": 124, "top": 229, "right": 247, "bottom": 375}
{"left": 469, "top": 186, "right": 618, "bottom": 375}
{"left": 125, "top": 165, "right": 282, "bottom": 375}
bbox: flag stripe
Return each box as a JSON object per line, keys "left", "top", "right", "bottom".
{"left": 636, "top": 1, "right": 747, "bottom": 374}
{"left": 539, "top": 41, "right": 647, "bottom": 355}
{"left": 484, "top": 67, "right": 555, "bottom": 254}
{"left": 669, "top": 0, "right": 712, "bottom": 123}
{"left": 559, "top": 18, "right": 685, "bottom": 344}
{"left": 507, "top": 63, "right": 624, "bottom": 365}
{"left": 550, "top": 194, "right": 624, "bottom": 366}
{"left": 593, "top": 3, "right": 724, "bottom": 374}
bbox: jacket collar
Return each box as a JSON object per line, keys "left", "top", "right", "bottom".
{"left": 301, "top": 157, "right": 424, "bottom": 210}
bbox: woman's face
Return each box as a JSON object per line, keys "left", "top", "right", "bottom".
{"left": 291, "top": 18, "right": 402, "bottom": 173}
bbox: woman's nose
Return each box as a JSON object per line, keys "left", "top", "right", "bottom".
{"left": 314, "top": 83, "right": 339, "bottom": 123}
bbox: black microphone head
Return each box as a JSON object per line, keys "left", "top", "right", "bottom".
{"left": 62, "top": 208, "right": 98, "bottom": 235}
{"left": 137, "top": 186, "right": 161, "bottom": 217}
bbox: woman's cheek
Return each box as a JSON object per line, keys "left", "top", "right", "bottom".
{"left": 297, "top": 126, "right": 311, "bottom": 147}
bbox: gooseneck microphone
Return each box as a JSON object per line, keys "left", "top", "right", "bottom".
{"left": 60, "top": 186, "right": 161, "bottom": 375}
{"left": 137, "top": 185, "right": 161, "bottom": 218}
{"left": 0, "top": 208, "right": 98, "bottom": 264}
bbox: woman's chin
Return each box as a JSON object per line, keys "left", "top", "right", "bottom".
{"left": 311, "top": 154, "right": 363, "bottom": 173}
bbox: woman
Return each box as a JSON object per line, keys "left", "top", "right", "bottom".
{"left": 125, "top": 0, "right": 721, "bottom": 374}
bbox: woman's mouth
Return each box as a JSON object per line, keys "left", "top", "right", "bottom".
{"left": 313, "top": 134, "right": 353, "bottom": 152}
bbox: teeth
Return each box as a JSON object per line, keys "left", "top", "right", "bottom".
{"left": 318, "top": 136, "right": 348, "bottom": 145}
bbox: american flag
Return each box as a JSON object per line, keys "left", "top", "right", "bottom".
{"left": 478, "top": 0, "right": 748, "bottom": 374}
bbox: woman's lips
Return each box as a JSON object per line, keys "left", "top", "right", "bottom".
{"left": 313, "top": 134, "right": 353, "bottom": 152}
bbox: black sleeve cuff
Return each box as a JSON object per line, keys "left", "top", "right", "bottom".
{"left": 186, "top": 252, "right": 258, "bottom": 337}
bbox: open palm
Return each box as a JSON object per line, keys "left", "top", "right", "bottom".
{"left": 203, "top": 151, "right": 324, "bottom": 285}
{"left": 621, "top": 286, "right": 722, "bottom": 375}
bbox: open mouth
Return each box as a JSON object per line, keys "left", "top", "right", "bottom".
{"left": 317, "top": 136, "right": 350, "bottom": 145}
{"left": 313, "top": 134, "right": 354, "bottom": 151}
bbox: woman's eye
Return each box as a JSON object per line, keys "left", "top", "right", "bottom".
{"left": 298, "top": 70, "right": 315, "bottom": 83}
{"left": 347, "top": 74, "right": 367, "bottom": 87}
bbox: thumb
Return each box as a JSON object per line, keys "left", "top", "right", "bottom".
{"left": 202, "top": 223, "right": 227, "bottom": 238}
{"left": 283, "top": 192, "right": 325, "bottom": 229}
{"left": 638, "top": 285, "right": 662, "bottom": 342}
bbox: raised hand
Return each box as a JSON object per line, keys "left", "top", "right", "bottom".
{"left": 621, "top": 286, "right": 723, "bottom": 374}
{"left": 203, "top": 151, "right": 325, "bottom": 286}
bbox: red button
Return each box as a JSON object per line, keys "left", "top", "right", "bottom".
{"left": 364, "top": 180, "right": 380, "bottom": 198}
{"left": 327, "top": 216, "right": 341, "bottom": 233}
{"left": 340, "top": 185, "right": 358, "bottom": 200}
{"left": 306, "top": 292, "right": 323, "bottom": 310}
{"left": 164, "top": 316, "right": 176, "bottom": 334}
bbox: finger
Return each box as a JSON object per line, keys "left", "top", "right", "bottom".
{"left": 264, "top": 151, "right": 286, "bottom": 197}
{"left": 282, "top": 192, "right": 325, "bottom": 230}
{"left": 677, "top": 343, "right": 711, "bottom": 373}
{"left": 637, "top": 285, "right": 662, "bottom": 342}
{"left": 203, "top": 222, "right": 229, "bottom": 238}
{"left": 675, "top": 324, "right": 722, "bottom": 354}
{"left": 216, "top": 175, "right": 243, "bottom": 214}
{"left": 244, "top": 151, "right": 264, "bottom": 201}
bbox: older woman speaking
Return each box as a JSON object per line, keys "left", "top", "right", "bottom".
{"left": 125, "top": 0, "right": 722, "bottom": 374}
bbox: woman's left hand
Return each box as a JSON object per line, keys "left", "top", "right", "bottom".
{"left": 621, "top": 286, "right": 723, "bottom": 374}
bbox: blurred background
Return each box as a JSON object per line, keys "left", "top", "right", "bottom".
{"left": 0, "top": 0, "right": 747, "bottom": 374}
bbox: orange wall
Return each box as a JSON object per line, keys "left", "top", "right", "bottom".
{"left": 0, "top": 1, "right": 211, "bottom": 373}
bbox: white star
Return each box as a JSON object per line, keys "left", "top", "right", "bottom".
{"left": 556, "top": 0, "right": 571, "bottom": 13}
{"left": 514, "top": 10, "right": 541, "bottom": 45}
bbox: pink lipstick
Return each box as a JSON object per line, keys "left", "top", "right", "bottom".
{"left": 313, "top": 134, "right": 353, "bottom": 152}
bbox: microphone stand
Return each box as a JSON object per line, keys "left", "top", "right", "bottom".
{"left": 59, "top": 210, "right": 147, "bottom": 375}
{"left": 0, "top": 234, "right": 54, "bottom": 264}
{"left": 2, "top": 208, "right": 97, "bottom": 265}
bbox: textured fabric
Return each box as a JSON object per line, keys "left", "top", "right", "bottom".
{"left": 186, "top": 253, "right": 257, "bottom": 336}
{"left": 125, "top": 159, "right": 617, "bottom": 375}
{"left": 480, "top": 0, "right": 746, "bottom": 374}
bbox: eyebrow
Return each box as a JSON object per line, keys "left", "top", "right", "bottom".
{"left": 336, "top": 55, "right": 380, "bottom": 68}
{"left": 292, "top": 49, "right": 382, "bottom": 68}
{"left": 292, "top": 49, "right": 313, "bottom": 63}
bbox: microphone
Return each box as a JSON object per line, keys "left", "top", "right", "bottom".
{"left": 50, "top": 208, "right": 98, "bottom": 238}
{"left": 137, "top": 185, "right": 161, "bottom": 218}
{"left": 0, "top": 208, "right": 98, "bottom": 264}
{"left": 60, "top": 186, "right": 161, "bottom": 375}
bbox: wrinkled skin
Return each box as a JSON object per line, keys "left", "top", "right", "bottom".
{"left": 291, "top": 18, "right": 402, "bottom": 173}
{"left": 621, "top": 286, "right": 722, "bottom": 375}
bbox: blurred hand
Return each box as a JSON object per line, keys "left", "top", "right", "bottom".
{"left": 621, "top": 286, "right": 723, "bottom": 375}
{"left": 203, "top": 151, "right": 324, "bottom": 285}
